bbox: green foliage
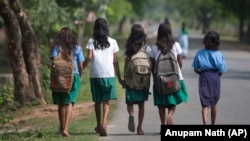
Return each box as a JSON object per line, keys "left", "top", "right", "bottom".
{"left": 216, "top": 0, "right": 250, "bottom": 19}
{"left": 41, "top": 65, "right": 51, "bottom": 93}
{"left": 0, "top": 81, "right": 18, "bottom": 124}
{"left": 105, "top": 0, "right": 133, "bottom": 23}
{"left": 127, "top": 0, "right": 150, "bottom": 19}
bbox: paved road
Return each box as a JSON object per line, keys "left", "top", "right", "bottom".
{"left": 99, "top": 33, "right": 250, "bottom": 141}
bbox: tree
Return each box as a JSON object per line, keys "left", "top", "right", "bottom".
{"left": 216, "top": 0, "right": 250, "bottom": 42}
{"left": 0, "top": 0, "right": 46, "bottom": 105}
{"left": 168, "top": 0, "right": 221, "bottom": 34}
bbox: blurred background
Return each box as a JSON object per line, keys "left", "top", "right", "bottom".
{"left": 0, "top": 0, "right": 249, "bottom": 120}
{"left": 0, "top": 1, "right": 250, "bottom": 140}
{"left": 1, "top": 0, "right": 249, "bottom": 73}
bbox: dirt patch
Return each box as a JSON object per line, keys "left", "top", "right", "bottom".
{"left": 3, "top": 102, "right": 94, "bottom": 129}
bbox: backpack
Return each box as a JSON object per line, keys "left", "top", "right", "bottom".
{"left": 50, "top": 46, "right": 74, "bottom": 93}
{"left": 154, "top": 50, "right": 180, "bottom": 95}
{"left": 124, "top": 46, "right": 152, "bottom": 92}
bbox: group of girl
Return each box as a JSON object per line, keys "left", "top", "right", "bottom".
{"left": 50, "top": 17, "right": 227, "bottom": 137}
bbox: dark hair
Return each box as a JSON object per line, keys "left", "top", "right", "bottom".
{"left": 125, "top": 24, "right": 146, "bottom": 58}
{"left": 203, "top": 31, "right": 220, "bottom": 50}
{"left": 52, "top": 27, "right": 77, "bottom": 55}
{"left": 156, "top": 23, "right": 175, "bottom": 53}
{"left": 164, "top": 18, "right": 170, "bottom": 25}
{"left": 93, "top": 18, "right": 110, "bottom": 49}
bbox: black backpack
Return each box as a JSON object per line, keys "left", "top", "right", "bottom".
{"left": 154, "top": 50, "right": 180, "bottom": 95}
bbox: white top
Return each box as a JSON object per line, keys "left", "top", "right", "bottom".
{"left": 148, "top": 42, "right": 184, "bottom": 80}
{"left": 86, "top": 37, "right": 119, "bottom": 78}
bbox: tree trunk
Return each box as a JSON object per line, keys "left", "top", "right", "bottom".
{"left": 245, "top": 22, "right": 250, "bottom": 44}
{"left": 10, "top": 0, "right": 46, "bottom": 105}
{"left": 239, "top": 16, "right": 244, "bottom": 41}
{"left": 118, "top": 15, "right": 127, "bottom": 34}
{"left": 0, "top": 0, "right": 46, "bottom": 105}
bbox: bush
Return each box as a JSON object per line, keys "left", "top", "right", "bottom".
{"left": 0, "top": 81, "right": 18, "bottom": 124}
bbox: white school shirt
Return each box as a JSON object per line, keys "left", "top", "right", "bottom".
{"left": 148, "top": 42, "right": 184, "bottom": 80}
{"left": 86, "top": 37, "right": 119, "bottom": 78}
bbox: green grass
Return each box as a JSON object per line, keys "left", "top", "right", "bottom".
{"left": 0, "top": 37, "right": 126, "bottom": 141}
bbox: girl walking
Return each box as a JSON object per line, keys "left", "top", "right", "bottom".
{"left": 83, "top": 18, "right": 123, "bottom": 136}
{"left": 123, "top": 24, "right": 151, "bottom": 135}
{"left": 192, "top": 31, "right": 227, "bottom": 125}
{"left": 50, "top": 27, "right": 84, "bottom": 137}
{"left": 148, "top": 22, "right": 188, "bottom": 126}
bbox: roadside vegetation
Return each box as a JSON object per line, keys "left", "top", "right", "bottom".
{"left": 0, "top": 0, "right": 249, "bottom": 140}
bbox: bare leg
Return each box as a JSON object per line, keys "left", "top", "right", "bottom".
{"left": 127, "top": 102, "right": 134, "bottom": 116}
{"left": 95, "top": 102, "right": 102, "bottom": 129}
{"left": 158, "top": 107, "right": 166, "bottom": 125}
{"left": 102, "top": 100, "right": 110, "bottom": 126}
{"left": 202, "top": 106, "right": 208, "bottom": 125}
{"left": 98, "top": 100, "right": 109, "bottom": 136}
{"left": 58, "top": 105, "right": 65, "bottom": 135}
{"left": 211, "top": 106, "right": 217, "bottom": 125}
{"left": 62, "top": 104, "right": 72, "bottom": 137}
{"left": 127, "top": 102, "right": 135, "bottom": 132}
{"left": 166, "top": 106, "right": 176, "bottom": 125}
{"left": 137, "top": 102, "right": 144, "bottom": 135}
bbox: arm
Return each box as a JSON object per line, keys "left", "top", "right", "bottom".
{"left": 218, "top": 73, "right": 223, "bottom": 76}
{"left": 122, "top": 58, "right": 129, "bottom": 88}
{"left": 82, "top": 49, "right": 92, "bottom": 70}
{"left": 113, "top": 52, "right": 124, "bottom": 86}
{"left": 150, "top": 57, "right": 155, "bottom": 76}
{"left": 78, "top": 62, "right": 83, "bottom": 78}
{"left": 194, "top": 69, "right": 202, "bottom": 75}
{"left": 124, "top": 58, "right": 128, "bottom": 76}
{"left": 177, "top": 54, "right": 183, "bottom": 69}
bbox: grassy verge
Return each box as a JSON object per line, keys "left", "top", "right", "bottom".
{"left": 0, "top": 36, "right": 126, "bottom": 141}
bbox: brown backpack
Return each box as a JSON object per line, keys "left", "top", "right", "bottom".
{"left": 124, "top": 46, "right": 152, "bottom": 92}
{"left": 50, "top": 46, "right": 74, "bottom": 93}
{"left": 154, "top": 50, "right": 180, "bottom": 95}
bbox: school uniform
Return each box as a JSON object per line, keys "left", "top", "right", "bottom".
{"left": 192, "top": 48, "right": 227, "bottom": 107}
{"left": 50, "top": 45, "right": 85, "bottom": 105}
{"left": 124, "top": 46, "right": 151, "bottom": 104}
{"left": 149, "top": 42, "right": 188, "bottom": 107}
{"left": 86, "top": 37, "right": 119, "bottom": 103}
{"left": 178, "top": 28, "right": 189, "bottom": 57}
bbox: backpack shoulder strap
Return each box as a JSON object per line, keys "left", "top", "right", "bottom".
{"left": 131, "top": 45, "right": 146, "bottom": 60}
{"left": 154, "top": 51, "right": 162, "bottom": 75}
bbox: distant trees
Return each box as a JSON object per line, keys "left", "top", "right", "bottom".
{"left": 171, "top": 0, "right": 250, "bottom": 43}
{"left": 0, "top": 0, "right": 150, "bottom": 106}
{"left": 216, "top": 0, "right": 250, "bottom": 43}
{"left": 0, "top": 0, "right": 248, "bottom": 107}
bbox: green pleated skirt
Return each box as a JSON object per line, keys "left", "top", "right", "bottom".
{"left": 153, "top": 80, "right": 188, "bottom": 107}
{"left": 125, "top": 87, "right": 149, "bottom": 104}
{"left": 90, "top": 77, "right": 117, "bottom": 103}
{"left": 52, "top": 74, "right": 81, "bottom": 105}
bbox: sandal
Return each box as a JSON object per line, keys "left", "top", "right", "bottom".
{"left": 99, "top": 124, "right": 107, "bottom": 136}
{"left": 128, "top": 116, "right": 135, "bottom": 132}
{"left": 94, "top": 126, "right": 101, "bottom": 133}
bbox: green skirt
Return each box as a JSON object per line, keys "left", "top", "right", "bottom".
{"left": 90, "top": 77, "right": 117, "bottom": 103}
{"left": 153, "top": 80, "right": 188, "bottom": 107}
{"left": 125, "top": 87, "right": 149, "bottom": 104}
{"left": 52, "top": 74, "right": 81, "bottom": 105}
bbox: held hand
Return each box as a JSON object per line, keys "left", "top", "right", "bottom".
{"left": 119, "top": 79, "right": 126, "bottom": 88}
